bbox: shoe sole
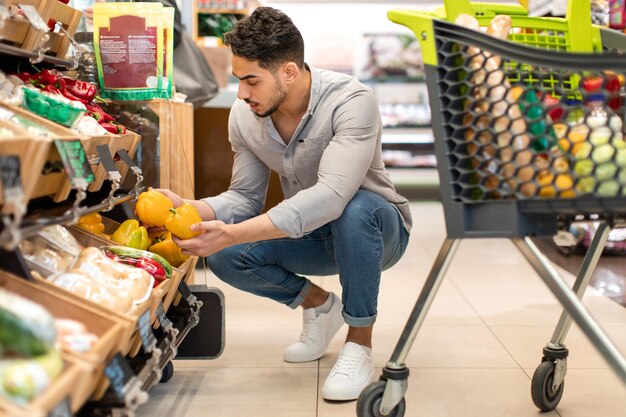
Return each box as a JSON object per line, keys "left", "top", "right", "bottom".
{"left": 321, "top": 369, "right": 375, "bottom": 401}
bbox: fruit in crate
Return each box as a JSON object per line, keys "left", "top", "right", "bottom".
{"left": 149, "top": 232, "right": 189, "bottom": 268}
{"left": 77, "top": 212, "right": 106, "bottom": 235}
{"left": 0, "top": 348, "right": 63, "bottom": 403}
{"left": 111, "top": 219, "right": 150, "bottom": 250}
{"left": 136, "top": 190, "right": 174, "bottom": 227}
{"left": 165, "top": 203, "right": 203, "bottom": 239}
{"left": 0, "top": 289, "right": 63, "bottom": 404}
{"left": 0, "top": 288, "right": 57, "bottom": 356}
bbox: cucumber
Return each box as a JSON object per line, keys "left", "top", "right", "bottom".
{"left": 1, "top": 348, "right": 63, "bottom": 402}
{"left": 0, "top": 288, "right": 57, "bottom": 356}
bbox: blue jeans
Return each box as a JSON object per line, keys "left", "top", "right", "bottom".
{"left": 207, "top": 190, "right": 410, "bottom": 327}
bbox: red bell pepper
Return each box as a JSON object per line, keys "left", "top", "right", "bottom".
{"left": 100, "top": 123, "right": 119, "bottom": 134}
{"left": 62, "top": 77, "right": 97, "bottom": 102}
{"left": 40, "top": 69, "right": 61, "bottom": 85}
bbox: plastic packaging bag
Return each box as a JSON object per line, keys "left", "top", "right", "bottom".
{"left": 93, "top": 2, "right": 168, "bottom": 100}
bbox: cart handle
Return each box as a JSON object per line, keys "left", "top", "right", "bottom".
{"left": 389, "top": 0, "right": 597, "bottom": 67}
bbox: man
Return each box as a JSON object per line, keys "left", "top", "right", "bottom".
{"left": 160, "top": 6, "right": 412, "bottom": 401}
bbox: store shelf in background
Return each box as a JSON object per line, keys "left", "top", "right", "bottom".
{"left": 382, "top": 127, "right": 433, "bottom": 144}
{"left": 388, "top": 167, "right": 440, "bottom": 201}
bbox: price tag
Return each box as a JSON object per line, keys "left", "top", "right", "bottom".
{"left": 138, "top": 308, "right": 156, "bottom": 351}
{"left": 156, "top": 301, "right": 173, "bottom": 330}
{"left": 47, "top": 396, "right": 71, "bottom": 417}
{"left": 0, "top": 155, "right": 23, "bottom": 202}
{"left": 96, "top": 144, "right": 120, "bottom": 176}
{"left": 104, "top": 353, "right": 134, "bottom": 399}
{"left": 117, "top": 149, "right": 140, "bottom": 171}
{"left": 178, "top": 280, "right": 197, "bottom": 307}
{"left": 54, "top": 140, "right": 94, "bottom": 188}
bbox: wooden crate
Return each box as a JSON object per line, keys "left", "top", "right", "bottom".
{"left": 111, "top": 129, "right": 141, "bottom": 185}
{"left": 0, "top": 103, "right": 123, "bottom": 203}
{"left": 0, "top": 120, "right": 50, "bottom": 214}
{"left": 0, "top": 103, "right": 85, "bottom": 203}
{"left": 0, "top": 271, "right": 124, "bottom": 412}
{"left": 0, "top": 0, "right": 45, "bottom": 49}
{"left": 0, "top": 358, "right": 83, "bottom": 417}
{"left": 21, "top": 0, "right": 82, "bottom": 59}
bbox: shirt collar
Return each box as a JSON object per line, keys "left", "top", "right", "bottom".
{"left": 306, "top": 63, "right": 321, "bottom": 117}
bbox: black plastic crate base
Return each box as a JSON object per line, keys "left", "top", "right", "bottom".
{"left": 176, "top": 286, "right": 225, "bottom": 359}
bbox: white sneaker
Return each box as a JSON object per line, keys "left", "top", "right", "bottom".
{"left": 321, "top": 342, "right": 375, "bottom": 401}
{"left": 283, "top": 293, "right": 344, "bottom": 363}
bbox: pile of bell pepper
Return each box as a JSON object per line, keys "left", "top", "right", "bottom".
{"left": 14, "top": 69, "right": 126, "bottom": 134}
{"left": 102, "top": 190, "right": 204, "bottom": 268}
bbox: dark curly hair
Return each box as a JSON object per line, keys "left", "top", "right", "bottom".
{"left": 224, "top": 7, "right": 305, "bottom": 70}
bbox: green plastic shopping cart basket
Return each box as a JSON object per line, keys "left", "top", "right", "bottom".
{"left": 356, "top": 1, "right": 626, "bottom": 416}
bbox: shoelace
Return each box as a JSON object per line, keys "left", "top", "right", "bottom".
{"left": 331, "top": 352, "right": 362, "bottom": 378}
{"left": 298, "top": 314, "right": 319, "bottom": 343}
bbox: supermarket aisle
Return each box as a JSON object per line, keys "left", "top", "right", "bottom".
{"left": 136, "top": 202, "right": 626, "bottom": 417}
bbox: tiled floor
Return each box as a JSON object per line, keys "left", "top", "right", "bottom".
{"left": 136, "top": 202, "right": 626, "bottom": 417}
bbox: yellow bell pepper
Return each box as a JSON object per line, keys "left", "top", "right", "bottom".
{"left": 136, "top": 190, "right": 174, "bottom": 227}
{"left": 77, "top": 212, "right": 105, "bottom": 235}
{"left": 165, "top": 203, "right": 202, "bottom": 239}
{"left": 148, "top": 232, "right": 189, "bottom": 268}
{"left": 111, "top": 219, "right": 150, "bottom": 250}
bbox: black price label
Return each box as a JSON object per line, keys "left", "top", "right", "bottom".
{"left": 0, "top": 155, "right": 21, "bottom": 191}
{"left": 104, "top": 353, "right": 134, "bottom": 399}
{"left": 156, "top": 301, "right": 173, "bottom": 329}
{"left": 54, "top": 140, "right": 94, "bottom": 188}
{"left": 96, "top": 144, "right": 119, "bottom": 174}
{"left": 47, "top": 396, "right": 71, "bottom": 417}
{"left": 117, "top": 149, "right": 139, "bottom": 170}
{"left": 138, "top": 308, "right": 156, "bottom": 351}
{"left": 178, "top": 280, "right": 197, "bottom": 306}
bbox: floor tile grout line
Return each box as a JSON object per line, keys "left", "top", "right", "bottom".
{"left": 448, "top": 275, "right": 532, "bottom": 375}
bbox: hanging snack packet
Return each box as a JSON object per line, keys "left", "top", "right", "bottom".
{"left": 161, "top": 7, "right": 175, "bottom": 99}
{"left": 92, "top": 2, "right": 165, "bottom": 100}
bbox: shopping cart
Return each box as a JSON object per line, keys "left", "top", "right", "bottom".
{"left": 356, "top": 1, "right": 626, "bottom": 416}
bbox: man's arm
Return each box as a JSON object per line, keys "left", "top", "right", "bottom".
{"left": 174, "top": 213, "right": 288, "bottom": 257}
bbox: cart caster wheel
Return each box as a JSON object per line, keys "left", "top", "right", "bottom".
{"left": 531, "top": 361, "right": 564, "bottom": 411}
{"left": 357, "top": 380, "right": 405, "bottom": 417}
{"left": 160, "top": 361, "right": 174, "bottom": 383}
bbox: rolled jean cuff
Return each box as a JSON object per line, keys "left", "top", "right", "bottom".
{"left": 288, "top": 279, "right": 312, "bottom": 309}
{"left": 343, "top": 311, "right": 377, "bottom": 327}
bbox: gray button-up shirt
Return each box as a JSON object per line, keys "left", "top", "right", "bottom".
{"left": 202, "top": 66, "right": 412, "bottom": 238}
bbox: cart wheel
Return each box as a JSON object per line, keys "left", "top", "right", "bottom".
{"left": 160, "top": 361, "right": 174, "bottom": 383}
{"left": 356, "top": 380, "right": 406, "bottom": 417}
{"left": 531, "top": 361, "right": 564, "bottom": 411}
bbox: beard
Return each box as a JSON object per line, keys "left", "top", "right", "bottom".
{"left": 247, "top": 78, "right": 287, "bottom": 118}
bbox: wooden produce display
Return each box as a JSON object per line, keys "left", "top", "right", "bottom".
{"left": 0, "top": 1, "right": 44, "bottom": 49}
{"left": 0, "top": 102, "right": 142, "bottom": 209}
{"left": 0, "top": 0, "right": 82, "bottom": 59}
{"left": 0, "top": 271, "right": 124, "bottom": 412}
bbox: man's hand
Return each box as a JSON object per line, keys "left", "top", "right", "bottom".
{"left": 172, "top": 214, "right": 288, "bottom": 257}
{"left": 151, "top": 188, "right": 184, "bottom": 208}
{"left": 173, "top": 221, "right": 234, "bottom": 257}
